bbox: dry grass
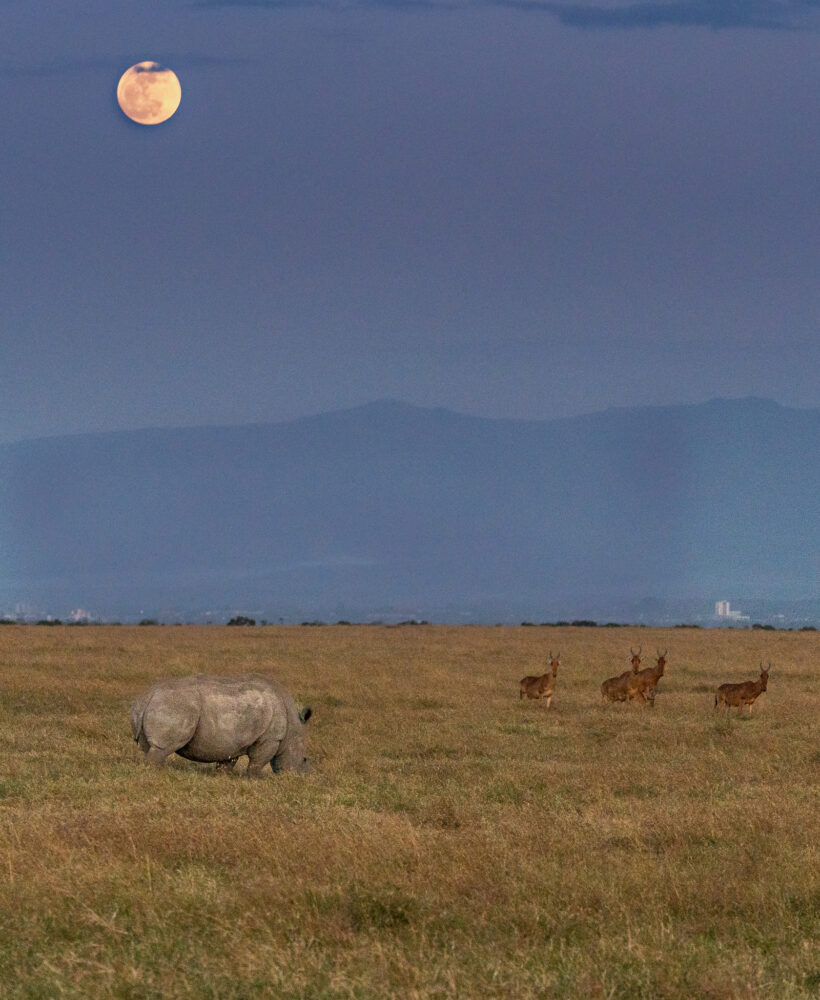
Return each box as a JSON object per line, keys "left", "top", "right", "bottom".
{"left": 0, "top": 624, "right": 817, "bottom": 999}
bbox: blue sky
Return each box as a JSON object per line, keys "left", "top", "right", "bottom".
{"left": 1, "top": 0, "right": 818, "bottom": 443}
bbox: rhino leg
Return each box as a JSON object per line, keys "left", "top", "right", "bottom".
{"left": 246, "top": 738, "right": 282, "bottom": 777}
{"left": 135, "top": 730, "right": 172, "bottom": 766}
{"left": 140, "top": 688, "right": 199, "bottom": 763}
{"left": 145, "top": 746, "right": 173, "bottom": 767}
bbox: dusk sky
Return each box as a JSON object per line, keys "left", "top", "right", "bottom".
{"left": 2, "top": 0, "right": 819, "bottom": 445}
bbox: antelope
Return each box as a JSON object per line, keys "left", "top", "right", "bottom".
{"left": 600, "top": 647, "right": 644, "bottom": 703}
{"left": 627, "top": 649, "right": 667, "bottom": 707}
{"left": 520, "top": 651, "right": 561, "bottom": 708}
{"left": 715, "top": 662, "right": 771, "bottom": 714}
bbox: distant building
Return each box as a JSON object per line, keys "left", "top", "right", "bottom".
{"left": 715, "top": 600, "right": 748, "bottom": 621}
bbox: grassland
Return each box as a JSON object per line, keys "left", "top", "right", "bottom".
{"left": 0, "top": 624, "right": 817, "bottom": 999}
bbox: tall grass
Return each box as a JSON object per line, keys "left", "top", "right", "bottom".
{"left": 0, "top": 625, "right": 817, "bottom": 999}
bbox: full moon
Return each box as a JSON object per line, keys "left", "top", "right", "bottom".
{"left": 117, "top": 62, "right": 181, "bottom": 125}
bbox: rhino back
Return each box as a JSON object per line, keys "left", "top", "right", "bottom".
{"left": 177, "top": 676, "right": 287, "bottom": 763}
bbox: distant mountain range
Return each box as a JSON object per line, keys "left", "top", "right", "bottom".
{"left": 0, "top": 397, "right": 817, "bottom": 623}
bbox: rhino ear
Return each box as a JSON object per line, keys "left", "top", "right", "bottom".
{"left": 299, "top": 707, "right": 313, "bottom": 724}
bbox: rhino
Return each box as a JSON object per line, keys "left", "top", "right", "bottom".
{"left": 130, "top": 674, "right": 312, "bottom": 776}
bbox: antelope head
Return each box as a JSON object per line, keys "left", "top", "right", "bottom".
{"left": 630, "top": 646, "right": 642, "bottom": 672}
{"left": 548, "top": 651, "right": 561, "bottom": 677}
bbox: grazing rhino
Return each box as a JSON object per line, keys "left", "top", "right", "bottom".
{"left": 130, "top": 674, "right": 312, "bottom": 776}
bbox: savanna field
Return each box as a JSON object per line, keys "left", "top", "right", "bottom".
{"left": 0, "top": 624, "right": 817, "bottom": 1000}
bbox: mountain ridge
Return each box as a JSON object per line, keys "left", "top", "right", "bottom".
{"left": 1, "top": 395, "right": 814, "bottom": 451}
{"left": 1, "top": 397, "right": 817, "bottom": 622}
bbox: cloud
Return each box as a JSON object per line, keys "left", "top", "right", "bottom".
{"left": 366, "top": 0, "right": 462, "bottom": 9}
{"left": 508, "top": 0, "right": 818, "bottom": 31}
{"left": 0, "top": 57, "right": 116, "bottom": 78}
{"left": 0, "top": 53, "right": 248, "bottom": 80}
{"left": 192, "top": 0, "right": 330, "bottom": 8}
{"left": 192, "top": 0, "right": 456, "bottom": 8}
{"left": 191, "top": 0, "right": 820, "bottom": 29}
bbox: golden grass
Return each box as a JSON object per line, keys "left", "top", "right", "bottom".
{"left": 0, "top": 624, "right": 817, "bottom": 999}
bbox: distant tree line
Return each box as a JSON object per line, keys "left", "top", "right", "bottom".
{"left": 0, "top": 616, "right": 815, "bottom": 631}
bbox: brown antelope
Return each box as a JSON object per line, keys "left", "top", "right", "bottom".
{"left": 715, "top": 662, "right": 771, "bottom": 714}
{"left": 600, "top": 647, "right": 644, "bottom": 703}
{"left": 520, "top": 651, "right": 560, "bottom": 708}
{"left": 627, "top": 649, "right": 667, "bottom": 707}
